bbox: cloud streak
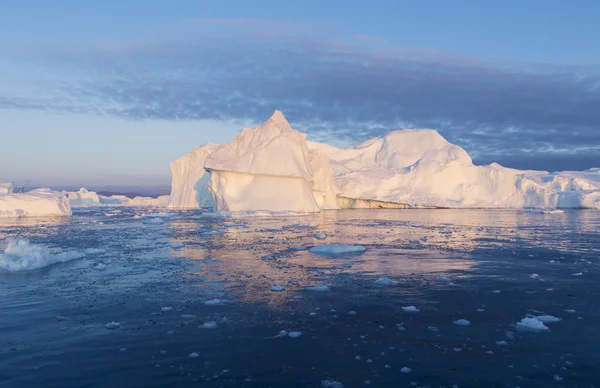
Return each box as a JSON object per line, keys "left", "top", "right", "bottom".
{"left": 1, "top": 22, "right": 599, "bottom": 171}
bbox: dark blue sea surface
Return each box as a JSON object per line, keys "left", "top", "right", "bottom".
{"left": 1, "top": 208, "right": 599, "bottom": 387}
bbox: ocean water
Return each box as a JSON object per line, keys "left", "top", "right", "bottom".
{"left": 1, "top": 208, "right": 599, "bottom": 387}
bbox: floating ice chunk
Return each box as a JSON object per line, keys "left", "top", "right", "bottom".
{"left": 105, "top": 322, "right": 120, "bottom": 330}
{"left": 271, "top": 285, "right": 285, "bottom": 292}
{"left": 202, "top": 230, "right": 220, "bottom": 235}
{"left": 288, "top": 331, "right": 302, "bottom": 338}
{"left": 516, "top": 317, "right": 549, "bottom": 331}
{"left": 278, "top": 330, "right": 289, "bottom": 336}
{"left": 95, "top": 263, "right": 107, "bottom": 270}
{"left": 453, "top": 319, "right": 470, "bottom": 326}
{"left": 553, "top": 375, "right": 564, "bottom": 381}
{"left": 535, "top": 315, "right": 562, "bottom": 323}
{"left": 309, "top": 312, "right": 317, "bottom": 316}
{"left": 85, "top": 248, "right": 106, "bottom": 254}
{"left": 375, "top": 277, "right": 395, "bottom": 286}
{"left": 313, "top": 232, "right": 327, "bottom": 240}
{"left": 170, "top": 242, "right": 185, "bottom": 249}
{"left": 199, "top": 321, "right": 218, "bottom": 329}
{"left": 161, "top": 306, "right": 173, "bottom": 312}
{"left": 261, "top": 255, "right": 275, "bottom": 261}
{"left": 400, "top": 367, "right": 412, "bottom": 373}
{"left": 188, "top": 352, "right": 200, "bottom": 358}
{"left": 204, "top": 299, "right": 225, "bottom": 306}
{"left": 453, "top": 348, "right": 462, "bottom": 352}
{"left": 435, "top": 276, "right": 451, "bottom": 283}
{"left": 427, "top": 326, "right": 438, "bottom": 332}
{"left": 506, "top": 331, "right": 515, "bottom": 339}
{"left": 565, "top": 309, "right": 576, "bottom": 313}
{"left": 181, "top": 314, "right": 196, "bottom": 319}
{"left": 402, "top": 306, "right": 420, "bottom": 312}
{"left": 0, "top": 238, "right": 85, "bottom": 272}
{"left": 530, "top": 273, "right": 540, "bottom": 279}
{"left": 496, "top": 341, "right": 508, "bottom": 345}
{"left": 309, "top": 244, "right": 366, "bottom": 256}
{"left": 304, "top": 286, "right": 330, "bottom": 292}
{"left": 347, "top": 311, "right": 357, "bottom": 315}
{"left": 572, "top": 272, "right": 583, "bottom": 276}
{"left": 366, "top": 359, "right": 372, "bottom": 363}
{"left": 321, "top": 380, "right": 343, "bottom": 388}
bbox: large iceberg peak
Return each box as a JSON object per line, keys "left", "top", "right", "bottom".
{"left": 205, "top": 110, "right": 313, "bottom": 180}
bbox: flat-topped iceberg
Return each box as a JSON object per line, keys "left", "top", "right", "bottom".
{"left": 65, "top": 188, "right": 168, "bottom": 207}
{"left": 0, "top": 188, "right": 71, "bottom": 218}
{"left": 204, "top": 111, "right": 320, "bottom": 212}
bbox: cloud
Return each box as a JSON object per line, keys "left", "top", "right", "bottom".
{"left": 1, "top": 23, "right": 599, "bottom": 171}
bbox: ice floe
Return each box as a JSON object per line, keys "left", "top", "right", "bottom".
{"left": 0, "top": 238, "right": 85, "bottom": 271}
{"left": 308, "top": 244, "right": 366, "bottom": 255}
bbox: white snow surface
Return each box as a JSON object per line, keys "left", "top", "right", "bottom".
{"left": 0, "top": 189, "right": 72, "bottom": 218}
{"left": 0, "top": 238, "right": 84, "bottom": 271}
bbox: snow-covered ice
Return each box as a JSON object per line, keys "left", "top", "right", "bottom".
{"left": 0, "top": 238, "right": 84, "bottom": 271}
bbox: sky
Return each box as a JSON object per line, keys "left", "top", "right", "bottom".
{"left": 1, "top": 0, "right": 599, "bottom": 191}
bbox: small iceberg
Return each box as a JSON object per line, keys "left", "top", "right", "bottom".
{"left": 516, "top": 317, "right": 549, "bottom": 332}
{"left": 321, "top": 379, "right": 343, "bottom": 388}
{"left": 309, "top": 244, "right": 366, "bottom": 256}
{"left": 304, "top": 286, "right": 330, "bottom": 292}
{"left": 375, "top": 277, "right": 395, "bottom": 286}
{"left": 0, "top": 238, "right": 85, "bottom": 272}
{"left": 402, "top": 306, "right": 420, "bottom": 313}
{"left": 204, "top": 299, "right": 225, "bottom": 306}
{"left": 105, "top": 322, "right": 120, "bottom": 330}
{"left": 534, "top": 315, "right": 562, "bottom": 323}
{"left": 453, "top": 319, "right": 470, "bottom": 326}
{"left": 199, "top": 321, "right": 218, "bottom": 329}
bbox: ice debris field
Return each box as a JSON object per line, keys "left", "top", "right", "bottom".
{"left": 1, "top": 207, "right": 599, "bottom": 387}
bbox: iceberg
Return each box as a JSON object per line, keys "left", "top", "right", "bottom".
{"left": 167, "top": 143, "right": 220, "bottom": 208}
{"left": 167, "top": 110, "right": 599, "bottom": 211}
{"left": 0, "top": 188, "right": 72, "bottom": 218}
{"left": 204, "top": 111, "right": 320, "bottom": 212}
{"left": 307, "top": 130, "right": 600, "bottom": 209}
{"left": 65, "top": 188, "right": 168, "bottom": 207}
{"left": 0, "top": 183, "right": 14, "bottom": 195}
